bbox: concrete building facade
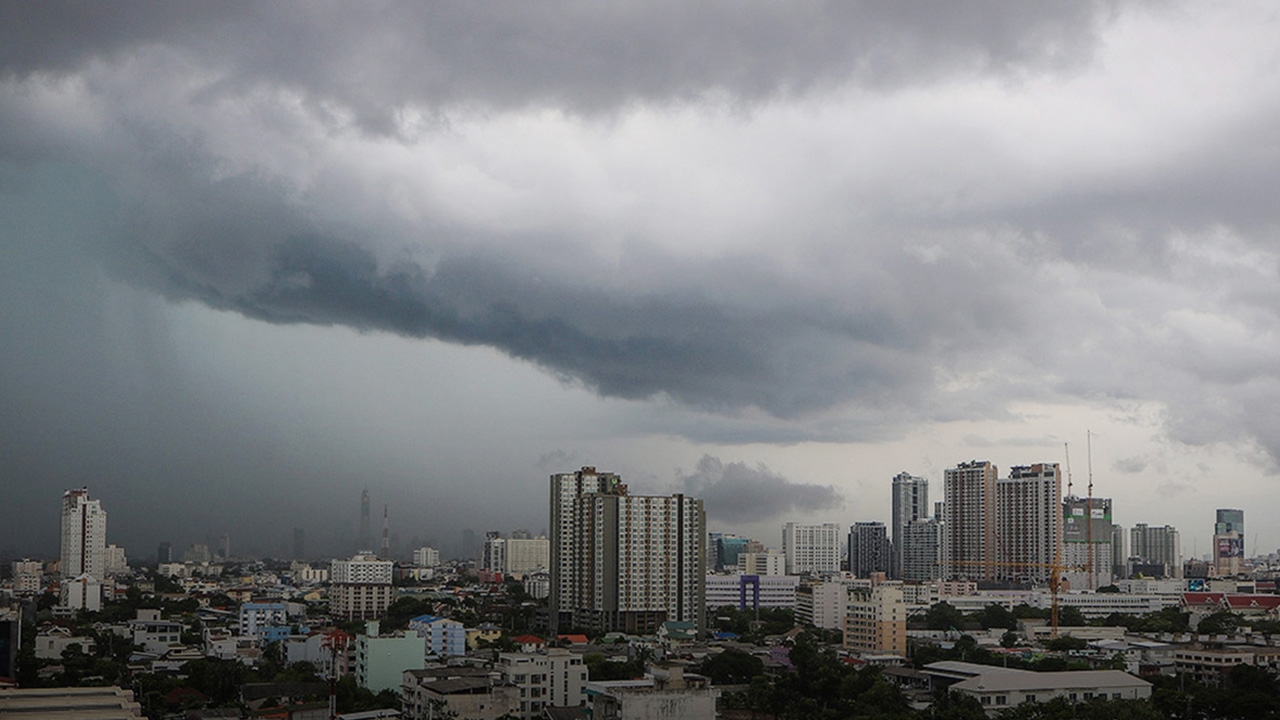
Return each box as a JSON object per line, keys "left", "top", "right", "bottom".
{"left": 891, "top": 472, "right": 929, "bottom": 579}
{"left": 782, "top": 522, "right": 842, "bottom": 576}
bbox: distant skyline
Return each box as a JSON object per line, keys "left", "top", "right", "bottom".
{"left": 4, "top": 3, "right": 1280, "bottom": 559}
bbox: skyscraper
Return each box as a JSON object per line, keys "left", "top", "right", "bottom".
{"left": 550, "top": 467, "right": 705, "bottom": 634}
{"left": 782, "top": 522, "right": 842, "bottom": 576}
{"left": 60, "top": 488, "right": 106, "bottom": 580}
{"left": 890, "top": 472, "right": 929, "bottom": 579}
{"left": 1111, "top": 524, "right": 1127, "bottom": 579}
{"left": 848, "top": 522, "right": 892, "bottom": 578}
{"left": 901, "top": 518, "right": 943, "bottom": 581}
{"left": 994, "top": 464, "right": 1061, "bottom": 585}
{"left": 943, "top": 461, "right": 997, "bottom": 581}
{"left": 1130, "top": 523, "right": 1181, "bottom": 578}
{"left": 1213, "top": 508, "right": 1244, "bottom": 577}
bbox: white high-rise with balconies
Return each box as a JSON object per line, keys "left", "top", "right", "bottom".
{"left": 782, "top": 522, "right": 842, "bottom": 576}
{"left": 60, "top": 488, "right": 107, "bottom": 581}
{"left": 994, "top": 464, "right": 1062, "bottom": 585}
{"left": 550, "top": 467, "right": 705, "bottom": 634}
{"left": 943, "top": 461, "right": 997, "bottom": 581}
{"left": 890, "top": 472, "right": 929, "bottom": 578}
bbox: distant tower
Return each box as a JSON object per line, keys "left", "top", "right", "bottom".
{"left": 157, "top": 541, "right": 173, "bottom": 565}
{"left": 60, "top": 488, "right": 107, "bottom": 579}
{"left": 380, "top": 505, "right": 390, "bottom": 560}
{"left": 358, "top": 489, "right": 372, "bottom": 551}
{"left": 1213, "top": 508, "right": 1244, "bottom": 577}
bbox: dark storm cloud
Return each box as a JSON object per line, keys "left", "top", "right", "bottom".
{"left": 674, "top": 455, "right": 843, "bottom": 523}
{"left": 1, "top": 1, "right": 1110, "bottom": 124}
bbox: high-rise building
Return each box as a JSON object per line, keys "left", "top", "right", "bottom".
{"left": 1130, "top": 524, "right": 1181, "bottom": 578}
{"left": 330, "top": 552, "right": 395, "bottom": 620}
{"left": 1213, "top": 508, "right": 1244, "bottom": 577}
{"left": 504, "top": 536, "right": 550, "bottom": 576}
{"left": 60, "top": 488, "right": 107, "bottom": 581}
{"left": 848, "top": 522, "right": 892, "bottom": 578}
{"left": 782, "top": 522, "right": 842, "bottom": 576}
{"left": 901, "top": 518, "right": 943, "bottom": 582}
{"left": 1111, "top": 524, "right": 1127, "bottom": 579}
{"left": 412, "top": 546, "right": 440, "bottom": 568}
{"left": 943, "top": 461, "right": 997, "bottom": 581}
{"left": 483, "top": 532, "right": 507, "bottom": 573}
{"left": 157, "top": 541, "right": 173, "bottom": 565}
{"left": 550, "top": 467, "right": 705, "bottom": 634}
{"left": 709, "top": 534, "right": 750, "bottom": 572}
{"left": 890, "top": 472, "right": 929, "bottom": 578}
{"left": 994, "top": 464, "right": 1062, "bottom": 585}
{"left": 1061, "top": 496, "right": 1113, "bottom": 590}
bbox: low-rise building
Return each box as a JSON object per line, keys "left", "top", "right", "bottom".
{"left": 356, "top": 621, "right": 425, "bottom": 693}
{"left": 949, "top": 670, "right": 1151, "bottom": 713}
{"left": 401, "top": 666, "right": 519, "bottom": 720}
{"left": 239, "top": 602, "right": 288, "bottom": 642}
{"left": 498, "top": 649, "right": 588, "bottom": 719}
{"left": 705, "top": 574, "right": 798, "bottom": 612}
{"left": 407, "top": 615, "right": 466, "bottom": 658}
{"left": 128, "top": 609, "right": 184, "bottom": 654}
{"left": 587, "top": 664, "right": 717, "bottom": 720}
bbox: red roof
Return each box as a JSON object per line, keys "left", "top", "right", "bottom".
{"left": 557, "top": 634, "right": 590, "bottom": 644}
{"left": 1224, "top": 595, "right": 1280, "bottom": 611}
{"left": 1182, "top": 592, "right": 1225, "bottom": 606}
{"left": 512, "top": 634, "right": 545, "bottom": 644}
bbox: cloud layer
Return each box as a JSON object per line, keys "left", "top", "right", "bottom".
{"left": 674, "top": 456, "right": 844, "bottom": 523}
{"left": 4, "top": 2, "right": 1280, "bottom": 555}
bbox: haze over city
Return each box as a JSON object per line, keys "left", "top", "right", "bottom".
{"left": 4, "top": 2, "right": 1280, "bottom": 560}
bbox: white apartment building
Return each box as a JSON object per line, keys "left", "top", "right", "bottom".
{"left": 797, "top": 582, "right": 848, "bottom": 631}
{"left": 505, "top": 537, "right": 549, "bottom": 576}
{"left": 994, "top": 464, "right": 1061, "bottom": 585}
{"left": 483, "top": 533, "right": 507, "bottom": 573}
{"left": 331, "top": 553, "right": 395, "bottom": 620}
{"left": 782, "top": 523, "right": 842, "bottom": 576}
{"left": 413, "top": 546, "right": 440, "bottom": 568}
{"left": 551, "top": 467, "right": 705, "bottom": 634}
{"left": 60, "top": 488, "right": 107, "bottom": 581}
{"left": 104, "top": 544, "right": 128, "bottom": 575}
{"left": 499, "top": 650, "right": 588, "bottom": 719}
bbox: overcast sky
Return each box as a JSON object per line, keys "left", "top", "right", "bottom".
{"left": 3, "top": 1, "right": 1280, "bottom": 562}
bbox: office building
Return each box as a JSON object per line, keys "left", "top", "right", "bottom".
{"left": 1130, "top": 524, "right": 1181, "bottom": 579}
{"left": 901, "top": 518, "right": 944, "bottom": 582}
{"left": 331, "top": 552, "right": 395, "bottom": 620}
{"left": 550, "top": 467, "right": 705, "bottom": 634}
{"left": 782, "top": 522, "right": 842, "bottom": 576}
{"left": 60, "top": 488, "right": 107, "bottom": 581}
{"left": 943, "top": 461, "right": 997, "bottom": 581}
{"left": 709, "top": 534, "right": 751, "bottom": 572}
{"left": 1062, "top": 496, "right": 1113, "bottom": 590}
{"left": 994, "top": 464, "right": 1062, "bottom": 585}
{"left": 705, "top": 574, "right": 798, "bottom": 611}
{"left": 1213, "top": 509, "right": 1244, "bottom": 577}
{"left": 738, "top": 551, "right": 785, "bottom": 576}
{"left": 796, "top": 582, "right": 849, "bottom": 631}
{"left": 848, "top": 522, "right": 892, "bottom": 578}
{"left": 890, "top": 472, "right": 929, "bottom": 578}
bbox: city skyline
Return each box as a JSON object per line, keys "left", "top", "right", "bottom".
{"left": 5, "top": 4, "right": 1280, "bottom": 559}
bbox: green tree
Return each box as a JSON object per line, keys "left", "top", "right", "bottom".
{"left": 925, "top": 602, "right": 966, "bottom": 631}
{"left": 974, "top": 604, "right": 1017, "bottom": 630}
{"left": 697, "top": 648, "right": 764, "bottom": 685}
{"left": 1197, "top": 611, "right": 1240, "bottom": 635}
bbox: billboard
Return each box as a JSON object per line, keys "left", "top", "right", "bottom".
{"left": 1063, "top": 497, "right": 1112, "bottom": 543}
{"left": 1216, "top": 534, "right": 1243, "bottom": 559}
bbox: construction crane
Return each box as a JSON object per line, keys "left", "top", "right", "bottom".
{"left": 945, "top": 555, "right": 1085, "bottom": 638}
